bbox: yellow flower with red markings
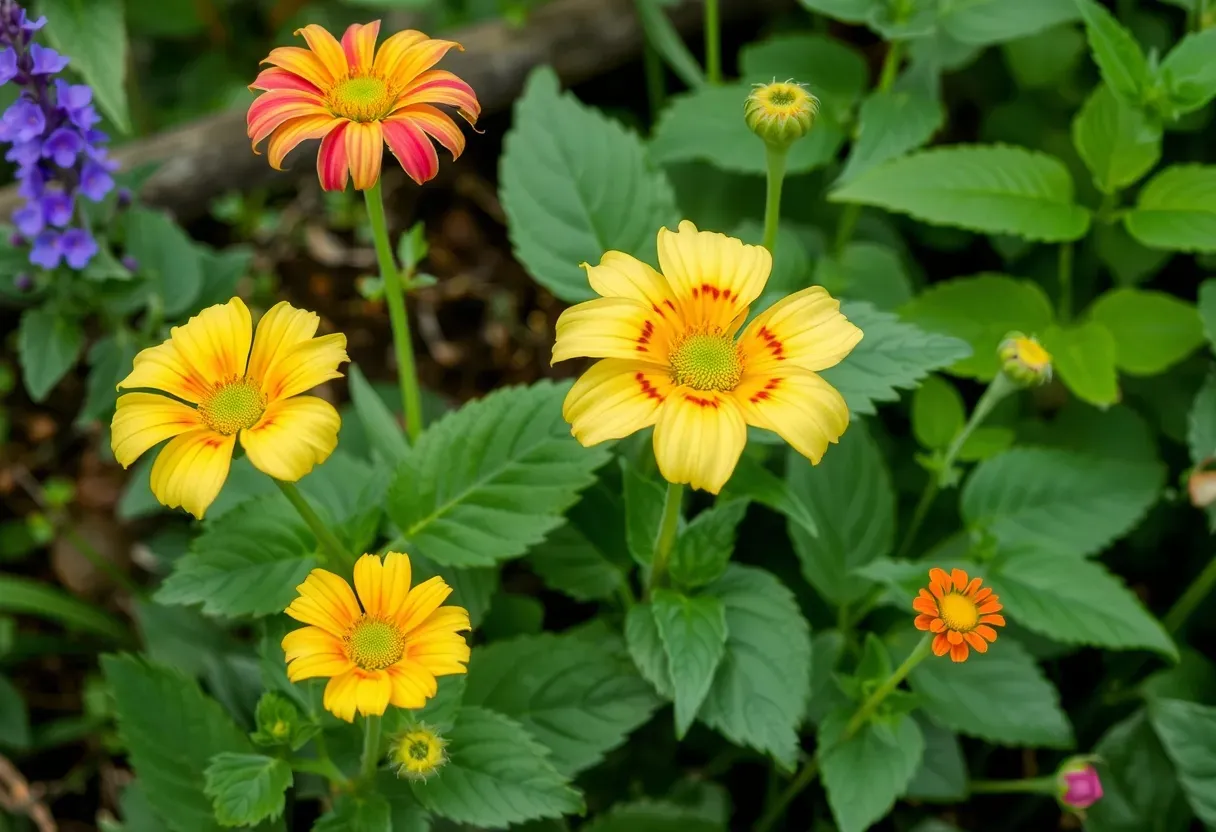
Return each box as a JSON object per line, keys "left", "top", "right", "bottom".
{"left": 110, "top": 298, "right": 348, "bottom": 519}
{"left": 914, "top": 567, "right": 1005, "bottom": 663}
{"left": 283, "top": 552, "right": 471, "bottom": 722}
{"left": 247, "top": 21, "right": 480, "bottom": 191}
{"left": 552, "top": 220, "right": 863, "bottom": 494}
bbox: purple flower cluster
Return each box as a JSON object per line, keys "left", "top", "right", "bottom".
{"left": 0, "top": 0, "right": 116, "bottom": 270}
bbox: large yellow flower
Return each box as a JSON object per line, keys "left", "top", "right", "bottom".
{"left": 110, "top": 298, "right": 348, "bottom": 519}
{"left": 552, "top": 221, "right": 863, "bottom": 493}
{"left": 283, "top": 552, "right": 471, "bottom": 722}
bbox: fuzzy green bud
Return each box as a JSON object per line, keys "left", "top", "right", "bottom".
{"left": 998, "top": 332, "right": 1052, "bottom": 387}
{"left": 745, "top": 81, "right": 818, "bottom": 151}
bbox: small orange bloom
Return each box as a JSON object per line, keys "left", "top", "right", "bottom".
{"left": 913, "top": 567, "right": 1005, "bottom": 662}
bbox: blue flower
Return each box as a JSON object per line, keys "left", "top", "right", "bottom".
{"left": 59, "top": 227, "right": 96, "bottom": 268}
{"left": 79, "top": 157, "right": 114, "bottom": 201}
{"left": 28, "top": 43, "right": 67, "bottom": 75}
{"left": 17, "top": 9, "right": 45, "bottom": 31}
{"left": 41, "top": 189, "right": 72, "bottom": 226}
{"left": 6, "top": 136, "right": 39, "bottom": 165}
{"left": 0, "top": 47, "right": 16, "bottom": 85}
{"left": 42, "top": 126, "right": 81, "bottom": 166}
{"left": 0, "top": 97, "right": 44, "bottom": 142}
{"left": 11, "top": 200, "right": 41, "bottom": 235}
{"left": 29, "top": 229, "right": 60, "bottom": 268}
{"left": 54, "top": 79, "right": 97, "bottom": 130}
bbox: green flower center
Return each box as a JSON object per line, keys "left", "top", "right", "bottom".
{"left": 407, "top": 739, "right": 431, "bottom": 761}
{"left": 669, "top": 331, "right": 744, "bottom": 391}
{"left": 938, "top": 593, "right": 979, "bottom": 632}
{"left": 199, "top": 379, "right": 266, "bottom": 435}
{"left": 329, "top": 75, "right": 393, "bottom": 122}
{"left": 345, "top": 616, "right": 405, "bottom": 670}
{"left": 767, "top": 88, "right": 796, "bottom": 106}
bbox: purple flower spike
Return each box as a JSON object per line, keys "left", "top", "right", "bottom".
{"left": 29, "top": 229, "right": 61, "bottom": 268}
{"left": 18, "top": 10, "right": 47, "bottom": 31}
{"left": 6, "top": 137, "right": 40, "bottom": 166}
{"left": 28, "top": 43, "right": 68, "bottom": 75}
{"left": 79, "top": 158, "right": 114, "bottom": 202}
{"left": 0, "top": 48, "right": 17, "bottom": 86}
{"left": 42, "top": 126, "right": 82, "bottom": 167}
{"left": 1, "top": 98, "right": 45, "bottom": 143}
{"left": 41, "top": 189, "right": 72, "bottom": 226}
{"left": 12, "top": 200, "right": 42, "bottom": 236}
{"left": 59, "top": 228, "right": 96, "bottom": 269}
{"left": 16, "top": 163, "right": 44, "bottom": 199}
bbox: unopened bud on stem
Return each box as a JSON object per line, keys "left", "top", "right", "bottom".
{"left": 998, "top": 332, "right": 1052, "bottom": 387}
{"left": 745, "top": 80, "right": 817, "bottom": 151}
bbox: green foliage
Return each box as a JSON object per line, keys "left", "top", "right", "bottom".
{"left": 668, "top": 500, "right": 748, "bottom": 589}
{"left": 1088, "top": 288, "right": 1204, "bottom": 375}
{"left": 347, "top": 363, "right": 408, "bottom": 465}
{"left": 1075, "top": 0, "right": 1152, "bottom": 105}
{"left": 650, "top": 589, "right": 729, "bottom": 738}
{"left": 18, "top": 307, "right": 84, "bottom": 401}
{"left": 0, "top": 574, "right": 128, "bottom": 641}
{"left": 1087, "top": 709, "right": 1193, "bottom": 832}
{"left": 1148, "top": 699, "right": 1216, "bottom": 826}
{"left": 838, "top": 89, "right": 945, "bottom": 184}
{"left": 0, "top": 675, "right": 30, "bottom": 751}
{"left": 124, "top": 208, "right": 204, "bottom": 317}
{"left": 820, "top": 709, "right": 924, "bottom": 832}
{"left": 41, "top": 0, "right": 131, "bottom": 132}
{"left": 250, "top": 693, "right": 317, "bottom": 751}
{"left": 526, "top": 486, "right": 630, "bottom": 602}
{"left": 1072, "top": 85, "right": 1161, "bottom": 194}
{"left": 1125, "top": 166, "right": 1216, "bottom": 252}
{"left": 911, "top": 375, "right": 965, "bottom": 451}
{"left": 1041, "top": 320, "right": 1120, "bottom": 406}
{"left": 581, "top": 799, "right": 722, "bottom": 832}
{"left": 906, "top": 717, "right": 968, "bottom": 802}
{"left": 203, "top": 753, "right": 292, "bottom": 828}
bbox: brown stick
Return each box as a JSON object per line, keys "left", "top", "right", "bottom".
{"left": 0, "top": 753, "right": 56, "bottom": 832}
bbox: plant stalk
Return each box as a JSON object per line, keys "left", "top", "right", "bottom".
{"left": 360, "top": 714, "right": 382, "bottom": 779}
{"left": 761, "top": 147, "right": 787, "bottom": 254}
{"left": 275, "top": 480, "right": 348, "bottom": 565}
{"left": 704, "top": 0, "right": 722, "bottom": 84}
{"left": 970, "top": 776, "right": 1058, "bottom": 795}
{"left": 1164, "top": 554, "right": 1216, "bottom": 634}
{"left": 646, "top": 481, "right": 685, "bottom": 594}
{"left": 1058, "top": 242, "right": 1074, "bottom": 322}
{"left": 877, "top": 40, "right": 904, "bottom": 92}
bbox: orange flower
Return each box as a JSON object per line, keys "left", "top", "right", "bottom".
{"left": 913, "top": 567, "right": 1005, "bottom": 662}
{"left": 247, "top": 21, "right": 480, "bottom": 191}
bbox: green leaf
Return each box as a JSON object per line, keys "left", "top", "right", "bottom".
{"left": 0, "top": 574, "right": 127, "bottom": 642}
{"left": 1161, "top": 28, "right": 1216, "bottom": 116}
{"left": 527, "top": 483, "right": 629, "bottom": 602}
{"left": 194, "top": 246, "right": 252, "bottom": 310}
{"left": 633, "top": 0, "right": 705, "bottom": 88}
{"left": 347, "top": 364, "right": 407, "bottom": 464}
{"left": 1149, "top": 698, "right": 1216, "bottom": 826}
{"left": 156, "top": 496, "right": 317, "bottom": 618}
{"left": 626, "top": 602, "right": 674, "bottom": 699}
{"left": 1200, "top": 279, "right": 1216, "bottom": 350}
{"left": 939, "top": 0, "right": 1080, "bottom": 46}
{"left": 582, "top": 799, "right": 722, "bottom": 832}
{"left": 203, "top": 753, "right": 292, "bottom": 828}
{"left": 962, "top": 447, "right": 1164, "bottom": 556}
{"left": 0, "top": 675, "right": 30, "bottom": 750}
{"left": 1075, "top": 0, "right": 1151, "bottom": 105}
{"left": 797, "top": 0, "right": 875, "bottom": 23}
{"left": 314, "top": 793, "right": 392, "bottom": 832}
{"left": 386, "top": 381, "right": 610, "bottom": 567}
{"left": 900, "top": 274, "right": 1053, "bottom": 380}
{"left": 651, "top": 589, "right": 728, "bottom": 738}
{"left": 699, "top": 566, "right": 811, "bottom": 770}
{"left": 821, "top": 302, "right": 973, "bottom": 414}
{"left": 1125, "top": 165, "right": 1216, "bottom": 252}
{"left": 819, "top": 709, "right": 924, "bottom": 832}
{"left": 125, "top": 208, "right": 203, "bottom": 316}
{"left": 993, "top": 549, "right": 1177, "bottom": 658}
{"left": 409, "top": 706, "right": 583, "bottom": 826}
{"left": 1088, "top": 288, "right": 1204, "bottom": 376}
{"left": 1072, "top": 85, "right": 1161, "bottom": 194}
{"left": 669, "top": 500, "right": 748, "bottom": 589}
{"left": 831, "top": 145, "right": 1091, "bottom": 243}
{"left": 909, "top": 638, "right": 1073, "bottom": 747}
{"left": 1002, "top": 23, "right": 1087, "bottom": 90}
{"left": 1189, "top": 375, "right": 1216, "bottom": 466}
{"left": 1041, "top": 320, "right": 1120, "bottom": 407}
{"left": 103, "top": 655, "right": 252, "bottom": 832}
{"left": 912, "top": 375, "right": 966, "bottom": 451}
{"left": 40, "top": 0, "right": 131, "bottom": 132}
{"left": 906, "top": 717, "right": 968, "bottom": 802}
{"left": 78, "top": 333, "right": 139, "bottom": 425}
{"left": 787, "top": 423, "right": 892, "bottom": 604}
{"left": 251, "top": 692, "right": 316, "bottom": 751}
{"left": 500, "top": 67, "right": 676, "bottom": 303}
{"left": 838, "top": 89, "right": 944, "bottom": 185}
{"left": 463, "top": 631, "right": 661, "bottom": 775}
{"left": 814, "top": 242, "right": 913, "bottom": 312}
{"left": 650, "top": 84, "right": 844, "bottom": 177}
{"left": 1094, "top": 221, "right": 1173, "bottom": 287}
{"left": 18, "top": 307, "right": 84, "bottom": 402}
{"left": 1087, "top": 709, "right": 1193, "bottom": 832}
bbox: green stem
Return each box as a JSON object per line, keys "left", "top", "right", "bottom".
{"left": 275, "top": 480, "right": 349, "bottom": 566}
{"left": 834, "top": 204, "right": 861, "bottom": 256}
{"left": 970, "top": 776, "right": 1058, "bottom": 795}
{"left": 1164, "top": 554, "right": 1216, "bottom": 634}
{"left": 894, "top": 480, "right": 939, "bottom": 560}
{"left": 360, "top": 714, "right": 382, "bottom": 779}
{"left": 845, "top": 633, "right": 932, "bottom": 735}
{"left": 646, "top": 481, "right": 684, "bottom": 595}
{"left": 704, "top": 0, "right": 721, "bottom": 84}
{"left": 291, "top": 755, "right": 349, "bottom": 785}
{"left": 363, "top": 181, "right": 424, "bottom": 442}
{"left": 753, "top": 756, "right": 820, "bottom": 832}
{"left": 61, "top": 527, "right": 144, "bottom": 597}
{"left": 877, "top": 40, "right": 904, "bottom": 92}
{"left": 643, "top": 39, "right": 666, "bottom": 125}
{"left": 938, "top": 373, "right": 1016, "bottom": 486}
{"left": 761, "top": 147, "right": 787, "bottom": 254}
{"left": 1057, "top": 242, "right": 1074, "bottom": 323}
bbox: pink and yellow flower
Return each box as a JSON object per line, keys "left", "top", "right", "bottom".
{"left": 247, "top": 21, "right": 480, "bottom": 191}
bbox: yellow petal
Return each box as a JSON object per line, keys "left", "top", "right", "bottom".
{"left": 738, "top": 286, "right": 863, "bottom": 374}
{"left": 261, "top": 335, "right": 349, "bottom": 403}
{"left": 387, "top": 661, "right": 438, "bottom": 708}
{"left": 652, "top": 387, "right": 748, "bottom": 494}
{"left": 240, "top": 396, "right": 341, "bottom": 482}
{"left": 323, "top": 669, "right": 361, "bottom": 722}
{"left": 371, "top": 29, "right": 429, "bottom": 78}
{"left": 733, "top": 368, "right": 850, "bottom": 465}
{"left": 295, "top": 24, "right": 350, "bottom": 80}
{"left": 247, "top": 301, "right": 321, "bottom": 384}
{"left": 395, "top": 576, "right": 453, "bottom": 634}
{"left": 583, "top": 250, "right": 681, "bottom": 319}
{"left": 286, "top": 652, "right": 354, "bottom": 681}
{"left": 656, "top": 220, "right": 771, "bottom": 333}
{"left": 345, "top": 120, "right": 384, "bottom": 191}
{"left": 353, "top": 551, "right": 413, "bottom": 619}
{"left": 148, "top": 428, "right": 235, "bottom": 519}
{"left": 286, "top": 568, "right": 361, "bottom": 637}
{"left": 354, "top": 670, "right": 393, "bottom": 717}
{"left": 562, "top": 358, "right": 675, "bottom": 446}
{"left": 282, "top": 625, "right": 346, "bottom": 662}
{"left": 552, "top": 297, "right": 675, "bottom": 366}
{"left": 110, "top": 393, "right": 202, "bottom": 468}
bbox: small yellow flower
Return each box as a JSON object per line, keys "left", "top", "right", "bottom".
{"left": 392, "top": 723, "right": 448, "bottom": 780}
{"left": 552, "top": 220, "right": 863, "bottom": 494}
{"left": 999, "top": 332, "right": 1052, "bottom": 386}
{"left": 913, "top": 568, "right": 1005, "bottom": 663}
{"left": 744, "top": 80, "right": 818, "bottom": 150}
{"left": 282, "top": 552, "right": 471, "bottom": 723}
{"left": 110, "top": 298, "right": 349, "bottom": 519}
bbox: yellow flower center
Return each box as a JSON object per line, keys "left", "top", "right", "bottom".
{"left": 328, "top": 75, "right": 394, "bottom": 122}
{"left": 669, "top": 330, "right": 744, "bottom": 391}
{"left": 393, "top": 726, "right": 447, "bottom": 780}
{"left": 345, "top": 616, "right": 405, "bottom": 670}
{"left": 938, "top": 592, "right": 979, "bottom": 632}
{"left": 1012, "top": 337, "right": 1051, "bottom": 370}
{"left": 755, "top": 82, "right": 815, "bottom": 120}
{"left": 198, "top": 379, "right": 266, "bottom": 435}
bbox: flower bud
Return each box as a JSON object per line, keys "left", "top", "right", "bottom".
{"left": 9, "top": 232, "right": 24, "bottom": 247}
{"left": 13, "top": 272, "right": 31, "bottom": 291}
{"left": 116, "top": 187, "right": 132, "bottom": 209}
{"left": 744, "top": 80, "right": 818, "bottom": 151}
{"left": 392, "top": 723, "right": 447, "bottom": 781}
{"left": 1057, "top": 756, "right": 1103, "bottom": 814}
{"left": 120, "top": 255, "right": 138, "bottom": 273}
{"left": 998, "top": 332, "right": 1052, "bottom": 387}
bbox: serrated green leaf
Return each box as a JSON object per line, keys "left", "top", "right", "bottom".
{"left": 787, "top": 423, "right": 891, "bottom": 604}
{"left": 1041, "top": 320, "right": 1120, "bottom": 406}
{"left": 41, "top": 0, "right": 131, "bottom": 132}
{"left": 699, "top": 566, "right": 811, "bottom": 770}
{"left": 994, "top": 549, "right": 1176, "bottom": 658}
{"left": 527, "top": 482, "right": 629, "bottom": 601}
{"left": 1161, "top": 28, "right": 1216, "bottom": 116}
{"left": 814, "top": 242, "right": 913, "bottom": 312}
{"left": 1189, "top": 375, "right": 1216, "bottom": 467}
{"left": 838, "top": 89, "right": 944, "bottom": 185}
{"left": 900, "top": 274, "right": 1053, "bottom": 379}
{"left": 103, "top": 655, "right": 252, "bottom": 832}
{"left": 962, "top": 447, "right": 1163, "bottom": 556}
{"left": 386, "top": 381, "right": 610, "bottom": 567}
{"left": 821, "top": 302, "right": 973, "bottom": 414}
{"left": 909, "top": 638, "right": 1073, "bottom": 747}
{"left": 1088, "top": 288, "right": 1204, "bottom": 376}
{"left": 314, "top": 793, "right": 392, "bottom": 832}
{"left": 1200, "top": 279, "right": 1216, "bottom": 350}
{"left": 1072, "top": 85, "right": 1161, "bottom": 194}
{"left": 940, "top": 0, "right": 1080, "bottom": 46}
{"left": 79, "top": 334, "right": 138, "bottom": 425}
{"left": 409, "top": 706, "right": 583, "bottom": 826}
{"left": 1087, "top": 708, "right": 1193, "bottom": 832}
{"left": 347, "top": 363, "right": 407, "bottom": 464}
{"left": 831, "top": 145, "right": 1091, "bottom": 242}
{"left": 1125, "top": 165, "right": 1216, "bottom": 252}
{"left": 912, "top": 375, "right": 966, "bottom": 451}
{"left": 203, "top": 753, "right": 291, "bottom": 828}
{"left": 125, "top": 208, "right": 203, "bottom": 317}
{"left": 1149, "top": 698, "right": 1216, "bottom": 826}
{"left": 500, "top": 67, "right": 676, "bottom": 303}
{"left": 1075, "top": 0, "right": 1151, "bottom": 105}
{"left": 906, "top": 716, "right": 968, "bottom": 802}
{"left": 669, "top": 500, "right": 748, "bottom": 589}
{"left": 820, "top": 709, "right": 924, "bottom": 832}
{"left": 1002, "top": 23, "right": 1087, "bottom": 90}
{"left": 626, "top": 602, "right": 674, "bottom": 699}
{"left": 582, "top": 799, "right": 722, "bottom": 832}
{"left": 463, "top": 631, "right": 660, "bottom": 775}
{"left": 18, "top": 307, "right": 84, "bottom": 402}
{"left": 651, "top": 590, "right": 728, "bottom": 738}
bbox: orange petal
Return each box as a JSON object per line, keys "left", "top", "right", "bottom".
{"left": 381, "top": 116, "right": 439, "bottom": 185}
{"left": 973, "top": 587, "right": 993, "bottom": 602}
{"left": 733, "top": 367, "right": 849, "bottom": 466}
{"left": 979, "top": 615, "right": 1006, "bottom": 628}
{"left": 262, "top": 46, "right": 335, "bottom": 91}
{"left": 975, "top": 624, "right": 1001, "bottom": 641}
{"left": 562, "top": 359, "right": 676, "bottom": 446}
{"left": 978, "top": 600, "right": 1003, "bottom": 614}
{"left": 914, "top": 614, "right": 935, "bottom": 631}
{"left": 392, "top": 69, "right": 480, "bottom": 123}
{"left": 932, "top": 633, "right": 950, "bottom": 656}
{"left": 963, "top": 577, "right": 983, "bottom": 597}
{"left": 951, "top": 568, "right": 969, "bottom": 589}
{"left": 295, "top": 24, "right": 350, "bottom": 80}
{"left": 371, "top": 29, "right": 429, "bottom": 78}
{"left": 341, "top": 20, "right": 381, "bottom": 75}
{"left": 947, "top": 630, "right": 963, "bottom": 645}
{"left": 377, "top": 37, "right": 461, "bottom": 85}
{"left": 912, "top": 596, "right": 939, "bottom": 616}
{"left": 928, "top": 567, "right": 952, "bottom": 593}
{"left": 248, "top": 90, "right": 329, "bottom": 148}
{"left": 930, "top": 618, "right": 946, "bottom": 632}
{"left": 250, "top": 66, "right": 321, "bottom": 94}
{"left": 392, "top": 104, "right": 465, "bottom": 159}
{"left": 950, "top": 642, "right": 970, "bottom": 662}
{"left": 964, "top": 631, "right": 989, "bottom": 653}
{"left": 267, "top": 114, "right": 341, "bottom": 170}
{"left": 344, "top": 120, "right": 384, "bottom": 191}
{"left": 317, "top": 120, "right": 350, "bottom": 191}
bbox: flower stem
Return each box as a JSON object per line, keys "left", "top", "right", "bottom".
{"left": 61, "top": 526, "right": 144, "bottom": 598}
{"left": 877, "top": 40, "right": 904, "bottom": 92}
{"left": 845, "top": 633, "right": 932, "bottom": 735}
{"left": 360, "top": 714, "right": 382, "bottom": 779}
{"left": 643, "top": 39, "right": 666, "bottom": 125}
{"left": 970, "top": 776, "right": 1058, "bottom": 795}
{"left": 1164, "top": 554, "right": 1216, "bottom": 634}
{"left": 894, "top": 480, "right": 939, "bottom": 560}
{"left": 704, "top": 0, "right": 722, "bottom": 84}
{"left": 291, "top": 754, "right": 349, "bottom": 786}
{"left": 1057, "top": 242, "right": 1074, "bottom": 322}
{"left": 646, "top": 481, "right": 684, "bottom": 595}
{"left": 753, "top": 756, "right": 820, "bottom": 832}
{"left": 363, "top": 181, "right": 424, "bottom": 442}
{"left": 833, "top": 204, "right": 861, "bottom": 256}
{"left": 761, "top": 147, "right": 787, "bottom": 255}
{"left": 275, "top": 479, "right": 348, "bottom": 566}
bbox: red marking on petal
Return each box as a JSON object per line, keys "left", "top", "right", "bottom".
{"left": 250, "top": 67, "right": 321, "bottom": 94}
{"left": 663, "top": 299, "right": 676, "bottom": 311}
{"left": 381, "top": 117, "right": 439, "bottom": 185}
{"left": 636, "top": 372, "right": 665, "bottom": 402}
{"left": 684, "top": 394, "right": 721, "bottom": 409}
{"left": 316, "top": 121, "right": 350, "bottom": 191}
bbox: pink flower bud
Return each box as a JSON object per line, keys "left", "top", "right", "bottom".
{"left": 1058, "top": 759, "right": 1103, "bottom": 811}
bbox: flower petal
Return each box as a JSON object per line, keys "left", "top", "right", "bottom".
{"left": 111, "top": 393, "right": 203, "bottom": 468}
{"left": 282, "top": 625, "right": 345, "bottom": 662}
{"left": 248, "top": 90, "right": 329, "bottom": 149}
{"left": 733, "top": 367, "right": 849, "bottom": 465}
{"left": 562, "top": 359, "right": 675, "bottom": 446}
{"left": 929, "top": 567, "right": 952, "bottom": 594}
{"left": 963, "top": 577, "right": 983, "bottom": 597}
{"left": 552, "top": 297, "right": 675, "bottom": 365}
{"left": 345, "top": 120, "right": 384, "bottom": 191}
{"left": 912, "top": 595, "right": 938, "bottom": 616}
{"left": 354, "top": 670, "right": 393, "bottom": 717}
{"left": 323, "top": 669, "right": 361, "bottom": 722}
{"left": 317, "top": 120, "right": 350, "bottom": 191}
{"left": 262, "top": 46, "right": 335, "bottom": 93}
{"left": 978, "top": 600, "right": 1003, "bottom": 614}
{"left": 250, "top": 66, "right": 321, "bottom": 94}
{"left": 387, "top": 661, "right": 438, "bottom": 708}
{"left": 341, "top": 20, "right": 381, "bottom": 75}
{"left": 582, "top": 250, "right": 680, "bottom": 314}
{"left": 241, "top": 396, "right": 341, "bottom": 482}
{"left": 149, "top": 428, "right": 235, "bottom": 519}
{"left": 932, "top": 633, "right": 950, "bottom": 656}
{"left": 381, "top": 116, "right": 439, "bottom": 185}
{"left": 652, "top": 387, "right": 748, "bottom": 494}
{"left": 914, "top": 614, "right": 935, "bottom": 631}
{"left": 286, "top": 652, "right": 353, "bottom": 681}
{"left": 656, "top": 220, "right": 771, "bottom": 332}
{"left": 353, "top": 551, "right": 412, "bottom": 620}
{"left": 390, "top": 104, "right": 464, "bottom": 159}
{"left": 738, "top": 286, "right": 863, "bottom": 374}
{"left": 371, "top": 29, "right": 429, "bottom": 77}
{"left": 267, "top": 114, "right": 341, "bottom": 170}
{"left": 950, "top": 641, "right": 970, "bottom": 662}
{"left": 376, "top": 35, "right": 460, "bottom": 85}
{"left": 977, "top": 618, "right": 1004, "bottom": 632}
{"left": 248, "top": 301, "right": 348, "bottom": 402}
{"left": 963, "top": 631, "right": 989, "bottom": 653}
{"left": 287, "top": 568, "right": 361, "bottom": 637}
{"left": 294, "top": 24, "right": 349, "bottom": 80}
{"left": 396, "top": 576, "right": 454, "bottom": 634}
{"left": 391, "top": 69, "right": 480, "bottom": 123}
{"left": 947, "top": 630, "right": 964, "bottom": 645}
{"left": 930, "top": 618, "right": 946, "bottom": 632}
{"left": 951, "top": 568, "right": 970, "bottom": 590}
{"left": 248, "top": 301, "right": 319, "bottom": 379}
